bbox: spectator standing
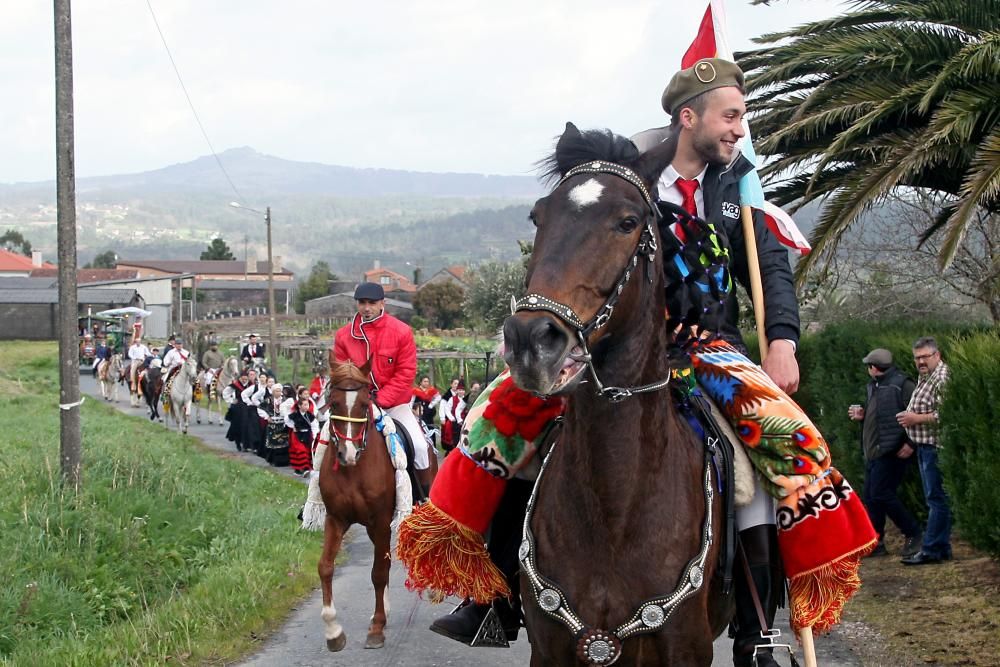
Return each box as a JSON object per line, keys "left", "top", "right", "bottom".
{"left": 223, "top": 370, "right": 250, "bottom": 450}
{"left": 898, "top": 337, "right": 953, "bottom": 565}
{"left": 411, "top": 376, "right": 441, "bottom": 445}
{"left": 440, "top": 384, "right": 467, "bottom": 454}
{"left": 287, "top": 396, "right": 318, "bottom": 476}
{"left": 849, "top": 348, "right": 921, "bottom": 557}
{"left": 466, "top": 381, "right": 483, "bottom": 407}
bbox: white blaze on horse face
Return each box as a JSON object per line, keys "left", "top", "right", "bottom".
{"left": 568, "top": 178, "right": 604, "bottom": 209}
{"left": 321, "top": 603, "right": 343, "bottom": 640}
{"left": 343, "top": 390, "right": 360, "bottom": 464}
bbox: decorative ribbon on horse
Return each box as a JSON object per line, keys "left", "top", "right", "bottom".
{"left": 396, "top": 341, "right": 876, "bottom": 634}
{"left": 372, "top": 406, "right": 413, "bottom": 531}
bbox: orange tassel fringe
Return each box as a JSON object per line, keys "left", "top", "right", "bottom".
{"left": 788, "top": 538, "right": 878, "bottom": 634}
{"left": 396, "top": 500, "right": 510, "bottom": 604}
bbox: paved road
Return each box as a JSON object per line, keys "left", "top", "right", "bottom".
{"left": 81, "top": 375, "right": 862, "bottom": 666}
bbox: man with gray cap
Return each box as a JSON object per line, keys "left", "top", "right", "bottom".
{"left": 849, "top": 348, "right": 921, "bottom": 558}
{"left": 633, "top": 58, "right": 801, "bottom": 667}
{"left": 332, "top": 282, "right": 434, "bottom": 493}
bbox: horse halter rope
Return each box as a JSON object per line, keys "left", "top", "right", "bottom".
{"left": 512, "top": 160, "right": 672, "bottom": 402}
{"left": 520, "top": 435, "right": 715, "bottom": 665}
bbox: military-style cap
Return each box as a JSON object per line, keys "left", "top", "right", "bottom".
{"left": 862, "top": 348, "right": 893, "bottom": 366}
{"left": 661, "top": 58, "right": 746, "bottom": 115}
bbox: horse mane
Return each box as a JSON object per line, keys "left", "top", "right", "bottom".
{"left": 329, "top": 360, "right": 369, "bottom": 386}
{"left": 538, "top": 124, "right": 642, "bottom": 185}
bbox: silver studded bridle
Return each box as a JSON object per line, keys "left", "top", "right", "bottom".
{"left": 513, "top": 160, "right": 673, "bottom": 402}
{"left": 514, "top": 160, "right": 715, "bottom": 664}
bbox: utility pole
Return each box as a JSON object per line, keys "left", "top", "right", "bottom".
{"left": 54, "top": 0, "right": 82, "bottom": 491}
{"left": 265, "top": 206, "right": 276, "bottom": 370}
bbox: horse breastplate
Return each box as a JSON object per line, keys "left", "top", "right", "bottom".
{"left": 519, "top": 439, "right": 715, "bottom": 665}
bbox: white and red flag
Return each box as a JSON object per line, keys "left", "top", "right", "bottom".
{"left": 683, "top": 0, "right": 811, "bottom": 256}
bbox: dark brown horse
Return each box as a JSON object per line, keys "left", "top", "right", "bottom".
{"left": 502, "top": 124, "right": 731, "bottom": 665}
{"left": 317, "top": 358, "right": 438, "bottom": 652}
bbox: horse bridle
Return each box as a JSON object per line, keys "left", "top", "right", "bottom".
{"left": 512, "top": 160, "right": 672, "bottom": 402}
{"left": 328, "top": 385, "right": 370, "bottom": 454}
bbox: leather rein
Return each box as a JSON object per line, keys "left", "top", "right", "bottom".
{"left": 512, "top": 160, "right": 672, "bottom": 402}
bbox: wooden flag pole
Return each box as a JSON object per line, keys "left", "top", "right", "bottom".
{"left": 740, "top": 203, "right": 818, "bottom": 667}
{"left": 739, "top": 205, "right": 769, "bottom": 362}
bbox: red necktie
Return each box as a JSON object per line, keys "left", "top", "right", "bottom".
{"left": 673, "top": 178, "right": 700, "bottom": 241}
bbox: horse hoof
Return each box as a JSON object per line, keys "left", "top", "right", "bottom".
{"left": 196, "top": 419, "right": 201, "bottom": 424}
{"left": 326, "top": 634, "right": 348, "bottom": 652}
{"left": 364, "top": 633, "right": 385, "bottom": 649}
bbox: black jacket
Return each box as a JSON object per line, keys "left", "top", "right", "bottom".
{"left": 863, "top": 366, "right": 916, "bottom": 460}
{"left": 700, "top": 154, "right": 800, "bottom": 347}
{"left": 631, "top": 126, "right": 801, "bottom": 348}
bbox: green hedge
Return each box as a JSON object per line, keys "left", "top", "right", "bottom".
{"left": 786, "top": 321, "right": 999, "bottom": 556}
{"left": 938, "top": 330, "right": 1000, "bottom": 556}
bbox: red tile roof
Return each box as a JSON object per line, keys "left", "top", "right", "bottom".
{"left": 0, "top": 249, "right": 54, "bottom": 272}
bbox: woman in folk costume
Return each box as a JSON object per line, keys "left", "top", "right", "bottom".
{"left": 286, "top": 395, "right": 318, "bottom": 476}
{"left": 223, "top": 369, "right": 250, "bottom": 450}
{"left": 240, "top": 370, "right": 267, "bottom": 456}
{"left": 440, "top": 384, "right": 467, "bottom": 455}
{"left": 411, "top": 376, "right": 442, "bottom": 444}
{"left": 261, "top": 383, "right": 292, "bottom": 466}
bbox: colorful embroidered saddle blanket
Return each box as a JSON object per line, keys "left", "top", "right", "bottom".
{"left": 397, "top": 339, "right": 876, "bottom": 634}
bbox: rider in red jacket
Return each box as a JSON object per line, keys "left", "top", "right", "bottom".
{"left": 332, "top": 283, "right": 433, "bottom": 491}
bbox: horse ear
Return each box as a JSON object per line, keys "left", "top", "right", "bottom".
{"left": 360, "top": 357, "right": 373, "bottom": 378}
{"left": 557, "top": 122, "right": 582, "bottom": 153}
{"left": 328, "top": 349, "right": 338, "bottom": 374}
{"left": 635, "top": 126, "right": 680, "bottom": 188}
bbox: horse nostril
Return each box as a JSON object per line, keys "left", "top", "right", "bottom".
{"left": 529, "top": 318, "right": 566, "bottom": 352}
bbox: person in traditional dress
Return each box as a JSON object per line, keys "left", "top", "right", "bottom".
{"left": 162, "top": 338, "right": 191, "bottom": 385}
{"left": 411, "top": 376, "right": 441, "bottom": 446}
{"left": 240, "top": 333, "right": 266, "bottom": 369}
{"left": 286, "top": 395, "right": 317, "bottom": 476}
{"left": 440, "top": 383, "right": 467, "bottom": 454}
{"left": 421, "top": 59, "right": 872, "bottom": 667}
{"left": 223, "top": 369, "right": 250, "bottom": 450}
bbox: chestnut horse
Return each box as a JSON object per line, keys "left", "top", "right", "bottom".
{"left": 502, "top": 124, "right": 731, "bottom": 665}
{"left": 317, "top": 359, "right": 438, "bottom": 652}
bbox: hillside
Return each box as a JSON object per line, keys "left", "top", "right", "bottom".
{"left": 0, "top": 148, "right": 540, "bottom": 277}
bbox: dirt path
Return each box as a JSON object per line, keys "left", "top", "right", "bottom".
{"left": 81, "top": 375, "right": 865, "bottom": 666}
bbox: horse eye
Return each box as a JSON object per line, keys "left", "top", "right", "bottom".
{"left": 617, "top": 216, "right": 639, "bottom": 233}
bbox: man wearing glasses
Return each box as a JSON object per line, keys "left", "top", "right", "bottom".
{"left": 896, "top": 337, "right": 952, "bottom": 565}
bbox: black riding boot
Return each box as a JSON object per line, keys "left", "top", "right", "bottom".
{"left": 732, "top": 524, "right": 783, "bottom": 667}
{"left": 429, "top": 478, "right": 534, "bottom": 644}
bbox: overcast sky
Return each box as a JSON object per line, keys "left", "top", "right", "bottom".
{"left": 0, "top": 0, "right": 846, "bottom": 184}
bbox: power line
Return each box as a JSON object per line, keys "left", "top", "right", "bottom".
{"left": 144, "top": 0, "right": 246, "bottom": 204}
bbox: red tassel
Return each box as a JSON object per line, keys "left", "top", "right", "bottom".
{"left": 397, "top": 501, "right": 510, "bottom": 603}
{"left": 788, "top": 538, "right": 878, "bottom": 634}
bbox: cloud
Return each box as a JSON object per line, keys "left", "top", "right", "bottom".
{"left": 0, "top": 0, "right": 846, "bottom": 183}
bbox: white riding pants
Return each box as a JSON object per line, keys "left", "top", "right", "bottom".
{"left": 735, "top": 474, "right": 776, "bottom": 530}
{"left": 386, "top": 403, "right": 430, "bottom": 470}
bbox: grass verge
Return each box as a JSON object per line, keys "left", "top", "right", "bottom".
{"left": 835, "top": 531, "right": 1000, "bottom": 666}
{"left": 0, "top": 341, "right": 323, "bottom": 666}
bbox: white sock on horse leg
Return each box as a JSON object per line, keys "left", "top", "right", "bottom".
{"left": 321, "top": 604, "right": 343, "bottom": 640}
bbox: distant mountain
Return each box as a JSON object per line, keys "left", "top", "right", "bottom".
{"left": 0, "top": 147, "right": 543, "bottom": 199}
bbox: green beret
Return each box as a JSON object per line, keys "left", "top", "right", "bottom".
{"left": 661, "top": 58, "right": 746, "bottom": 115}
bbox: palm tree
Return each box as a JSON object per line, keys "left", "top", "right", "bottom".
{"left": 738, "top": 0, "right": 1000, "bottom": 280}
